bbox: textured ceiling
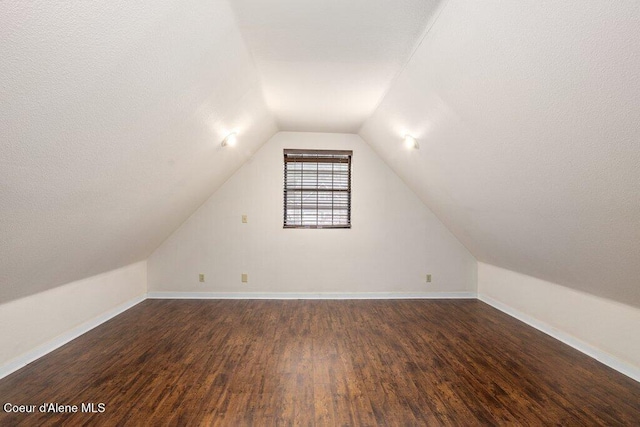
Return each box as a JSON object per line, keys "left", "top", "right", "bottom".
{"left": 0, "top": 0, "right": 276, "bottom": 303}
{"left": 360, "top": 0, "right": 640, "bottom": 307}
{"left": 2, "top": 0, "right": 639, "bottom": 309}
{"left": 229, "top": 0, "right": 442, "bottom": 133}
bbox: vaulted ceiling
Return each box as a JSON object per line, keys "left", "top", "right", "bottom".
{"left": 360, "top": 1, "right": 640, "bottom": 306}
{"left": 1, "top": 0, "right": 639, "bottom": 307}
{"left": 0, "top": 0, "right": 277, "bottom": 303}
{"left": 229, "top": 0, "right": 442, "bottom": 132}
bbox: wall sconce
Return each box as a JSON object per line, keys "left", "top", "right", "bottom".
{"left": 404, "top": 134, "right": 419, "bottom": 150}
{"left": 221, "top": 132, "right": 237, "bottom": 147}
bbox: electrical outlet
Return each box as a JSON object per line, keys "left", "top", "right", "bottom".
{"left": 242, "top": 214, "right": 247, "bottom": 223}
{"left": 426, "top": 274, "right": 432, "bottom": 283}
{"left": 199, "top": 273, "right": 205, "bottom": 282}
{"left": 241, "top": 273, "right": 248, "bottom": 283}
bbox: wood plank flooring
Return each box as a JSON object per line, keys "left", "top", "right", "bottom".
{"left": 0, "top": 299, "right": 639, "bottom": 426}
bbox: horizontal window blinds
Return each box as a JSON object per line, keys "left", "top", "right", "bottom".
{"left": 283, "top": 149, "right": 352, "bottom": 229}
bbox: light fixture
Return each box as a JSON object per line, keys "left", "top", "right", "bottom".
{"left": 403, "top": 134, "right": 419, "bottom": 150}
{"left": 221, "top": 132, "right": 237, "bottom": 147}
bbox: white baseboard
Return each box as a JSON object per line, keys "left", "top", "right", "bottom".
{"left": 478, "top": 294, "right": 640, "bottom": 383}
{"left": 0, "top": 295, "right": 146, "bottom": 380}
{"left": 146, "top": 291, "right": 478, "bottom": 300}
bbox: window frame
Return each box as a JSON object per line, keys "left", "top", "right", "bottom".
{"left": 283, "top": 149, "right": 352, "bottom": 229}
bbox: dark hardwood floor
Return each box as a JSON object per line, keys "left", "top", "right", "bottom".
{"left": 0, "top": 299, "right": 639, "bottom": 426}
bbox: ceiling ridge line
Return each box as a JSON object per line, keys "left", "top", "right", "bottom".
{"left": 223, "top": 0, "right": 280, "bottom": 132}
{"left": 357, "top": 0, "right": 452, "bottom": 135}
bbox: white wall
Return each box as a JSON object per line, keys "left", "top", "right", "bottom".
{"left": 478, "top": 262, "right": 640, "bottom": 381}
{"left": 0, "top": 261, "right": 147, "bottom": 378}
{"left": 148, "top": 132, "right": 476, "bottom": 296}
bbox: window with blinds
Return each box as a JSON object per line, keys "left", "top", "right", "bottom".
{"left": 283, "top": 149, "right": 352, "bottom": 229}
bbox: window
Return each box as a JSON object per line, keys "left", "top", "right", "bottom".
{"left": 283, "top": 149, "right": 352, "bottom": 228}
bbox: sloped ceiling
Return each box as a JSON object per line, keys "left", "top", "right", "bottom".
{"left": 360, "top": 0, "right": 640, "bottom": 307}
{"left": 228, "top": 0, "right": 443, "bottom": 133}
{"left": 0, "top": 0, "right": 277, "bottom": 303}
{"left": 2, "top": 0, "right": 639, "bottom": 308}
